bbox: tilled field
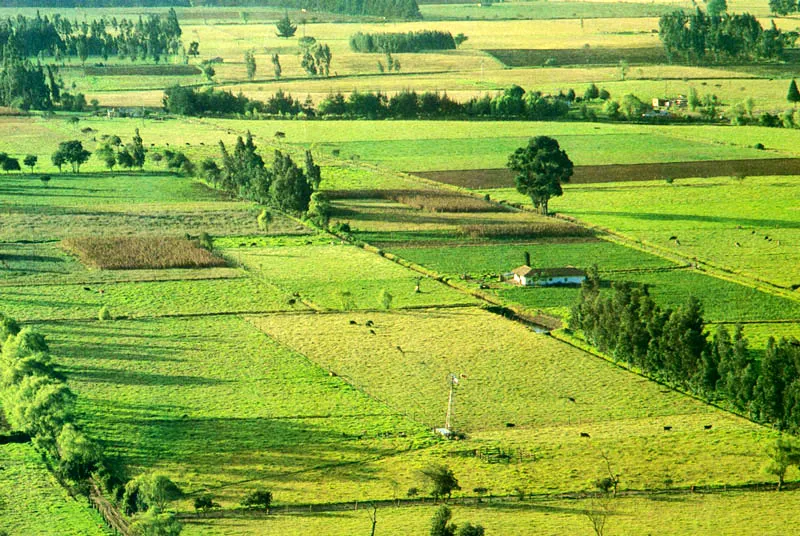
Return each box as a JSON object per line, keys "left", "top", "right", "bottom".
{"left": 412, "top": 158, "right": 800, "bottom": 189}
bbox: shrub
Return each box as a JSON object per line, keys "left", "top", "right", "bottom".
{"left": 241, "top": 489, "right": 273, "bottom": 513}
{"left": 98, "top": 306, "right": 112, "bottom": 321}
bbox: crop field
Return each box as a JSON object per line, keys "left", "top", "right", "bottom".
{"left": 0, "top": 443, "right": 110, "bottom": 535}
{"left": 327, "top": 197, "right": 582, "bottom": 238}
{"left": 228, "top": 243, "right": 477, "bottom": 310}
{"left": 415, "top": 158, "right": 800, "bottom": 188}
{"left": 62, "top": 236, "right": 227, "bottom": 270}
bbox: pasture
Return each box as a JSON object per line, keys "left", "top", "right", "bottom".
{"left": 0, "top": 443, "right": 110, "bottom": 535}
{"left": 180, "top": 490, "right": 800, "bottom": 535}
{"left": 252, "top": 307, "right": 776, "bottom": 496}
{"left": 228, "top": 243, "right": 477, "bottom": 310}
{"left": 40, "top": 315, "right": 432, "bottom": 507}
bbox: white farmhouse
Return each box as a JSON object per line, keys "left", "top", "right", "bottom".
{"left": 511, "top": 265, "right": 586, "bottom": 287}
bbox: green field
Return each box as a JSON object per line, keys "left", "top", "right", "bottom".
{"left": 229, "top": 243, "right": 477, "bottom": 310}
{"left": 482, "top": 176, "right": 800, "bottom": 288}
{"left": 0, "top": 443, "right": 110, "bottom": 535}
{"left": 393, "top": 239, "right": 679, "bottom": 275}
{"left": 181, "top": 491, "right": 800, "bottom": 535}
{"left": 41, "top": 315, "right": 432, "bottom": 507}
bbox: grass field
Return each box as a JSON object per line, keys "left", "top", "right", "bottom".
{"left": 546, "top": 176, "right": 800, "bottom": 289}
{"left": 0, "top": 443, "right": 110, "bottom": 535}
{"left": 393, "top": 238, "right": 678, "bottom": 275}
{"left": 252, "top": 307, "right": 776, "bottom": 496}
{"left": 181, "top": 490, "right": 800, "bottom": 535}
{"left": 222, "top": 120, "right": 792, "bottom": 173}
{"left": 228, "top": 243, "right": 477, "bottom": 310}
{"left": 41, "top": 315, "right": 432, "bottom": 507}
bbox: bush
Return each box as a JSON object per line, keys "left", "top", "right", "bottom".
{"left": 197, "top": 232, "right": 213, "bottom": 251}
{"left": 241, "top": 489, "right": 273, "bottom": 513}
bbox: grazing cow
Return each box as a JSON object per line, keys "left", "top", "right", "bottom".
{"left": 580, "top": 432, "right": 591, "bottom": 438}
{"left": 505, "top": 423, "right": 516, "bottom": 428}
{"left": 668, "top": 235, "right": 677, "bottom": 241}
{"left": 704, "top": 424, "right": 713, "bottom": 430}
{"left": 396, "top": 346, "right": 404, "bottom": 354}
{"left": 674, "top": 239, "right": 681, "bottom": 246}
{"left": 98, "top": 289, "right": 104, "bottom": 295}
{"left": 329, "top": 371, "right": 337, "bottom": 377}
{"left": 349, "top": 320, "right": 357, "bottom": 325}
{"left": 83, "top": 287, "right": 91, "bottom": 291}
{"left": 567, "top": 396, "right": 576, "bottom": 403}
{"left": 365, "top": 320, "right": 374, "bottom": 327}
{"left": 369, "top": 329, "right": 376, "bottom": 335}
{"left": 288, "top": 298, "right": 296, "bottom": 306}
{"left": 274, "top": 131, "right": 286, "bottom": 139}
{"left": 735, "top": 242, "right": 741, "bottom": 247}
{"left": 663, "top": 426, "right": 672, "bottom": 431}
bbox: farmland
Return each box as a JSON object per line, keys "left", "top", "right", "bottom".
{"left": 1, "top": 0, "right": 800, "bottom": 533}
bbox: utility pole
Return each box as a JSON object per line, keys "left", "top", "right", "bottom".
{"left": 445, "top": 373, "right": 459, "bottom": 431}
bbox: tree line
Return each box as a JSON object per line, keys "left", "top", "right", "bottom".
{"left": 658, "top": 9, "right": 796, "bottom": 64}
{"left": 570, "top": 270, "right": 800, "bottom": 432}
{"left": 0, "top": 10, "right": 183, "bottom": 63}
{"left": 163, "top": 84, "right": 600, "bottom": 121}
{"left": 349, "top": 30, "right": 455, "bottom": 53}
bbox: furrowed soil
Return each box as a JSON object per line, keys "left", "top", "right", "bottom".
{"left": 413, "top": 158, "right": 800, "bottom": 189}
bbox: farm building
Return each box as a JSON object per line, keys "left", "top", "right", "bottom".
{"left": 511, "top": 265, "right": 586, "bottom": 286}
{"left": 652, "top": 96, "right": 688, "bottom": 110}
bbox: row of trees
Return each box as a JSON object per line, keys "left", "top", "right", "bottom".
{"left": 658, "top": 9, "right": 796, "bottom": 63}
{"left": 349, "top": 30, "right": 456, "bottom": 53}
{"left": 163, "top": 84, "right": 595, "bottom": 121}
{"left": 570, "top": 271, "right": 800, "bottom": 431}
{"left": 0, "top": 10, "right": 184, "bottom": 63}
{"left": 0, "top": 315, "right": 106, "bottom": 485}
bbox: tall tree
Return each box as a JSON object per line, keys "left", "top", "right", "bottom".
{"left": 508, "top": 136, "right": 573, "bottom": 215}
{"left": 130, "top": 128, "right": 146, "bottom": 169}
{"left": 275, "top": 13, "right": 297, "bottom": 38}
{"left": 244, "top": 50, "right": 256, "bottom": 81}
{"left": 271, "top": 53, "right": 282, "bottom": 80}
{"left": 788, "top": 79, "right": 800, "bottom": 108}
{"left": 23, "top": 154, "right": 38, "bottom": 173}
